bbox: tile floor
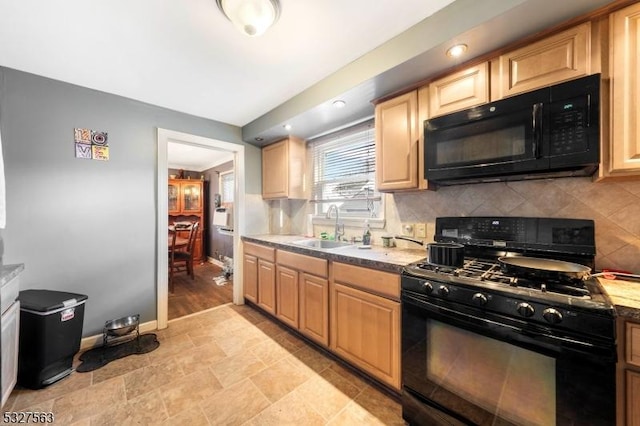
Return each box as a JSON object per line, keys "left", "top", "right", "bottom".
{"left": 4, "top": 303, "right": 405, "bottom": 425}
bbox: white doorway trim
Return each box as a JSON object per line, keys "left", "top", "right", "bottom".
{"left": 156, "top": 128, "right": 245, "bottom": 330}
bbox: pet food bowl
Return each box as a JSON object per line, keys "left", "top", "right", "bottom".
{"left": 104, "top": 314, "right": 140, "bottom": 337}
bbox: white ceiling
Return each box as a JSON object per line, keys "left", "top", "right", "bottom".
{"left": 0, "top": 0, "right": 455, "bottom": 127}
{"left": 167, "top": 142, "right": 234, "bottom": 172}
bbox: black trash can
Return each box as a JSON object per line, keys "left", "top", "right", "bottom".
{"left": 17, "top": 289, "right": 88, "bottom": 389}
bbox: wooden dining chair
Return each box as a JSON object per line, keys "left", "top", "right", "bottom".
{"left": 169, "top": 222, "right": 199, "bottom": 292}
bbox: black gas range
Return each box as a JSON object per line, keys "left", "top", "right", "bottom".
{"left": 401, "top": 217, "right": 616, "bottom": 426}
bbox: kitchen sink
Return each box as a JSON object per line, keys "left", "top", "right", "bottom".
{"left": 291, "top": 239, "right": 353, "bottom": 249}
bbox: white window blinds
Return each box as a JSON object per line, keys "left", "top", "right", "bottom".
{"left": 309, "top": 119, "right": 381, "bottom": 218}
{"left": 220, "top": 171, "right": 234, "bottom": 203}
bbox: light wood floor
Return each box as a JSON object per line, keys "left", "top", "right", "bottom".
{"left": 5, "top": 304, "right": 404, "bottom": 425}
{"left": 168, "top": 262, "right": 233, "bottom": 320}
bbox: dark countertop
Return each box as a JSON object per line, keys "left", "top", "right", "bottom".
{"left": 242, "top": 235, "right": 640, "bottom": 318}
{"left": 0, "top": 264, "right": 24, "bottom": 287}
{"left": 242, "top": 235, "right": 425, "bottom": 274}
{"left": 598, "top": 277, "right": 640, "bottom": 320}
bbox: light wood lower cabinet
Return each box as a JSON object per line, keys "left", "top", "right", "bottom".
{"left": 330, "top": 262, "right": 401, "bottom": 390}
{"left": 243, "top": 254, "right": 258, "bottom": 303}
{"left": 617, "top": 318, "right": 640, "bottom": 425}
{"left": 257, "top": 259, "right": 276, "bottom": 315}
{"left": 243, "top": 242, "right": 276, "bottom": 315}
{"left": 299, "top": 273, "right": 329, "bottom": 346}
{"left": 276, "top": 265, "right": 299, "bottom": 328}
{"left": 330, "top": 282, "right": 401, "bottom": 390}
{"left": 275, "top": 249, "right": 330, "bottom": 346}
{"left": 243, "top": 241, "right": 400, "bottom": 391}
{"left": 627, "top": 370, "right": 640, "bottom": 426}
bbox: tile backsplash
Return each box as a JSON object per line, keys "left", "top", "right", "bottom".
{"left": 389, "top": 177, "right": 640, "bottom": 273}
{"left": 266, "top": 176, "right": 640, "bottom": 274}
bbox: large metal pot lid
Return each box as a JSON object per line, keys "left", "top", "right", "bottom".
{"left": 498, "top": 256, "right": 591, "bottom": 273}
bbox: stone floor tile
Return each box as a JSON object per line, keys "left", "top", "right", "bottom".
{"left": 12, "top": 371, "right": 93, "bottom": 411}
{"left": 51, "top": 377, "right": 126, "bottom": 424}
{"left": 249, "top": 358, "right": 311, "bottom": 403}
{"left": 244, "top": 390, "right": 325, "bottom": 426}
{"left": 123, "top": 357, "right": 185, "bottom": 400}
{"left": 158, "top": 368, "right": 223, "bottom": 417}
{"left": 209, "top": 351, "right": 267, "bottom": 388}
{"left": 88, "top": 389, "right": 168, "bottom": 425}
{"left": 91, "top": 353, "right": 150, "bottom": 385}
{"left": 200, "top": 379, "right": 270, "bottom": 426}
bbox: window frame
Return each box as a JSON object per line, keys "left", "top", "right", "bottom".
{"left": 308, "top": 119, "right": 385, "bottom": 229}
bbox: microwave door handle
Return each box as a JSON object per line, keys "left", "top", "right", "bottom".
{"left": 532, "top": 103, "right": 543, "bottom": 158}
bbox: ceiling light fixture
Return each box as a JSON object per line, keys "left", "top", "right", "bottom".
{"left": 216, "top": 0, "right": 281, "bottom": 37}
{"left": 446, "top": 43, "right": 468, "bottom": 58}
{"left": 283, "top": 124, "right": 292, "bottom": 131}
{"left": 332, "top": 100, "right": 346, "bottom": 108}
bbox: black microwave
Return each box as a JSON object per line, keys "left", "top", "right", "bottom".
{"left": 424, "top": 74, "right": 600, "bottom": 185}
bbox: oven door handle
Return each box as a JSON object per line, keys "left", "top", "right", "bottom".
{"left": 403, "top": 294, "right": 613, "bottom": 357}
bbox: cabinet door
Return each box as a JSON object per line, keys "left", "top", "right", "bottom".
{"left": 257, "top": 260, "right": 276, "bottom": 315}
{"left": 276, "top": 265, "right": 299, "bottom": 328}
{"left": 243, "top": 254, "right": 258, "bottom": 303}
{"left": 608, "top": 3, "right": 640, "bottom": 175}
{"left": 627, "top": 370, "right": 640, "bottom": 426}
{"left": 429, "top": 63, "right": 489, "bottom": 118}
{"left": 330, "top": 282, "right": 401, "bottom": 390}
{"left": 492, "top": 22, "right": 591, "bottom": 99}
{"left": 262, "top": 140, "right": 289, "bottom": 199}
{"left": 181, "top": 182, "right": 203, "bottom": 213}
{"left": 1, "top": 301, "right": 19, "bottom": 408}
{"left": 299, "top": 273, "right": 329, "bottom": 346}
{"left": 168, "top": 181, "right": 181, "bottom": 214}
{"left": 375, "top": 91, "right": 419, "bottom": 191}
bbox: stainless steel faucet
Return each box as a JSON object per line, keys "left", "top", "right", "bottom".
{"left": 326, "top": 204, "right": 344, "bottom": 241}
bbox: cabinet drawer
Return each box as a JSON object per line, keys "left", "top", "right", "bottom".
{"left": 627, "top": 322, "right": 640, "bottom": 367}
{"left": 244, "top": 242, "right": 275, "bottom": 262}
{"left": 277, "top": 250, "right": 328, "bottom": 278}
{"left": 332, "top": 262, "right": 400, "bottom": 300}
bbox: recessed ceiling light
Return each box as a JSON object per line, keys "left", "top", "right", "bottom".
{"left": 255, "top": 137, "right": 264, "bottom": 142}
{"left": 283, "top": 124, "right": 292, "bottom": 131}
{"left": 332, "top": 100, "right": 346, "bottom": 108}
{"left": 446, "top": 43, "right": 468, "bottom": 58}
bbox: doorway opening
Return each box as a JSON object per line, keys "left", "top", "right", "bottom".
{"left": 157, "top": 128, "right": 245, "bottom": 330}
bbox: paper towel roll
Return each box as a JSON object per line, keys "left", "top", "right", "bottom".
{"left": 305, "top": 214, "right": 314, "bottom": 237}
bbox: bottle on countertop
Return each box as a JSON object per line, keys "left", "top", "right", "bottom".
{"left": 362, "top": 220, "right": 371, "bottom": 246}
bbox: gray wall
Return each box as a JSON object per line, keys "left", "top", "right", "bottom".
{"left": 203, "top": 161, "right": 234, "bottom": 260}
{"left": 0, "top": 67, "right": 257, "bottom": 336}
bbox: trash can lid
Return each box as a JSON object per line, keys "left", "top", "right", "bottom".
{"left": 18, "top": 289, "right": 88, "bottom": 312}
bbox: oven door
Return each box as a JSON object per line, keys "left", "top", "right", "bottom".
{"left": 401, "top": 291, "right": 616, "bottom": 426}
{"left": 424, "top": 89, "right": 547, "bottom": 183}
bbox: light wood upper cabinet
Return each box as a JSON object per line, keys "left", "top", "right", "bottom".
{"left": 375, "top": 91, "right": 419, "bottom": 191}
{"left": 428, "top": 63, "right": 489, "bottom": 118}
{"left": 491, "top": 22, "right": 591, "bottom": 100}
{"left": 262, "top": 137, "right": 307, "bottom": 199}
{"left": 601, "top": 2, "right": 640, "bottom": 178}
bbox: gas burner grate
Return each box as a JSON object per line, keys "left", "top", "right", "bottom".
{"left": 407, "top": 257, "right": 592, "bottom": 299}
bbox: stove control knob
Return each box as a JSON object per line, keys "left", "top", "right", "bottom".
{"left": 517, "top": 302, "right": 535, "bottom": 318}
{"left": 472, "top": 293, "right": 488, "bottom": 306}
{"left": 422, "top": 281, "right": 433, "bottom": 294}
{"left": 543, "top": 308, "right": 563, "bottom": 324}
{"left": 438, "top": 285, "right": 450, "bottom": 297}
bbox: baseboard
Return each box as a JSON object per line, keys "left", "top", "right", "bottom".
{"left": 208, "top": 256, "right": 224, "bottom": 267}
{"left": 80, "top": 320, "right": 158, "bottom": 351}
